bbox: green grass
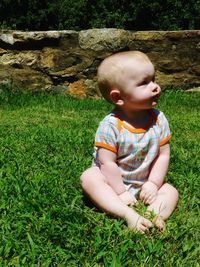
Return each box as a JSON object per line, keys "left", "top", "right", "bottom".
{"left": 0, "top": 87, "right": 200, "bottom": 266}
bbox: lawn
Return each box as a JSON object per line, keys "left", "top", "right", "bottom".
{"left": 0, "top": 87, "right": 199, "bottom": 266}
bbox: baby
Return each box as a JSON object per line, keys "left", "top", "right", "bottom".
{"left": 80, "top": 51, "right": 178, "bottom": 233}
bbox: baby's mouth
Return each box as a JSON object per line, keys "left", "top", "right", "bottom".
{"left": 152, "top": 94, "right": 160, "bottom": 105}
{"left": 153, "top": 94, "right": 160, "bottom": 102}
{"left": 153, "top": 96, "right": 159, "bottom": 102}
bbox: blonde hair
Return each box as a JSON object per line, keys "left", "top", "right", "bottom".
{"left": 97, "top": 51, "right": 150, "bottom": 102}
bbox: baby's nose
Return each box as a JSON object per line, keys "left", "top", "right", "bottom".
{"left": 151, "top": 82, "right": 160, "bottom": 93}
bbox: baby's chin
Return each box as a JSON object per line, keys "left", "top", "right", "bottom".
{"left": 151, "top": 97, "right": 160, "bottom": 107}
{"left": 152, "top": 101, "right": 158, "bottom": 107}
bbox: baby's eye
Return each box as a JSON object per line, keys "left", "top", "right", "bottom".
{"left": 138, "top": 80, "right": 148, "bottom": 86}
{"left": 139, "top": 76, "right": 155, "bottom": 86}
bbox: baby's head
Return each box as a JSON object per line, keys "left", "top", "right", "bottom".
{"left": 97, "top": 51, "right": 160, "bottom": 110}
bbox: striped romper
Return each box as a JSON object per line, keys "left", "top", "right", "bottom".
{"left": 93, "top": 108, "right": 171, "bottom": 197}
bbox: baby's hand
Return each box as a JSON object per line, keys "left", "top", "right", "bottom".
{"left": 119, "top": 191, "right": 137, "bottom": 206}
{"left": 140, "top": 181, "right": 158, "bottom": 204}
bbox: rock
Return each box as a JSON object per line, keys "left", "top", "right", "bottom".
{"left": 186, "top": 87, "right": 200, "bottom": 92}
{"left": 0, "top": 48, "right": 7, "bottom": 55}
{"left": 83, "top": 79, "right": 101, "bottom": 98}
{"left": 66, "top": 79, "right": 101, "bottom": 98}
{"left": 0, "top": 66, "right": 52, "bottom": 91}
{"left": 47, "top": 85, "right": 68, "bottom": 94}
{"left": 40, "top": 48, "right": 93, "bottom": 80}
{"left": 67, "top": 80, "right": 86, "bottom": 98}
{"left": 0, "top": 29, "right": 200, "bottom": 97}
{"left": 191, "top": 64, "right": 200, "bottom": 75}
{"left": 155, "top": 71, "right": 199, "bottom": 89}
{"left": 0, "top": 30, "right": 76, "bottom": 45}
{"left": 79, "top": 28, "right": 129, "bottom": 52}
{"left": 40, "top": 48, "right": 57, "bottom": 69}
{"left": 0, "top": 51, "right": 39, "bottom": 68}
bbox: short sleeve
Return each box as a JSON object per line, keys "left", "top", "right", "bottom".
{"left": 158, "top": 112, "right": 172, "bottom": 146}
{"left": 95, "top": 121, "right": 118, "bottom": 153}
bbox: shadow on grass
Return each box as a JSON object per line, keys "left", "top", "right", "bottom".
{"left": 81, "top": 192, "right": 108, "bottom": 216}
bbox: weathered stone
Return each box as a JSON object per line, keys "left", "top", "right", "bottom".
{"left": 83, "top": 79, "right": 101, "bottom": 98}
{"left": 79, "top": 28, "right": 129, "bottom": 52}
{"left": 40, "top": 48, "right": 57, "bottom": 69}
{"left": 82, "top": 59, "right": 101, "bottom": 79}
{"left": 40, "top": 48, "right": 94, "bottom": 80}
{"left": 59, "top": 31, "right": 79, "bottom": 49}
{"left": 129, "top": 31, "right": 167, "bottom": 41}
{"left": 0, "top": 29, "right": 200, "bottom": 97}
{"left": 0, "top": 48, "right": 7, "bottom": 55}
{"left": 0, "top": 51, "right": 39, "bottom": 68}
{"left": 47, "top": 55, "right": 93, "bottom": 78}
{"left": 130, "top": 30, "right": 200, "bottom": 41}
{"left": 65, "top": 79, "right": 100, "bottom": 98}
{"left": 186, "top": 87, "right": 200, "bottom": 92}
{"left": 191, "top": 64, "right": 200, "bottom": 75}
{"left": 0, "top": 30, "right": 76, "bottom": 45}
{"left": 67, "top": 80, "right": 87, "bottom": 98}
{"left": 0, "top": 66, "right": 52, "bottom": 91}
{"left": 47, "top": 85, "right": 68, "bottom": 94}
{"left": 155, "top": 71, "right": 199, "bottom": 88}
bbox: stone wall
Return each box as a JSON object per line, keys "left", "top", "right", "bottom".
{"left": 0, "top": 29, "right": 200, "bottom": 97}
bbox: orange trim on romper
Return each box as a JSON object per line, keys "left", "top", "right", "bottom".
{"left": 160, "top": 134, "right": 172, "bottom": 146}
{"left": 122, "top": 122, "right": 147, "bottom": 133}
{"left": 115, "top": 110, "right": 160, "bottom": 133}
{"left": 117, "top": 118, "right": 123, "bottom": 132}
{"left": 116, "top": 111, "right": 159, "bottom": 133}
{"left": 95, "top": 142, "right": 117, "bottom": 153}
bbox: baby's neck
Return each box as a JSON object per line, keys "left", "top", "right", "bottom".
{"left": 115, "top": 108, "right": 151, "bottom": 128}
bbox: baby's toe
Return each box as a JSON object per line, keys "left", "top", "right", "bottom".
{"left": 154, "top": 216, "right": 165, "bottom": 231}
{"left": 143, "top": 218, "right": 153, "bottom": 228}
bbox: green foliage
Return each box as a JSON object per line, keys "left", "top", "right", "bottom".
{"left": 0, "top": 0, "right": 199, "bottom": 30}
{"left": 0, "top": 87, "right": 200, "bottom": 266}
{"left": 58, "top": 0, "right": 88, "bottom": 30}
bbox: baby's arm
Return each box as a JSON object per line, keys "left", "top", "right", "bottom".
{"left": 98, "top": 148, "right": 137, "bottom": 205}
{"left": 140, "top": 143, "right": 170, "bottom": 204}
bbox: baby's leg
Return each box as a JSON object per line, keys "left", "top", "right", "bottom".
{"left": 147, "top": 183, "right": 179, "bottom": 230}
{"left": 80, "top": 167, "right": 152, "bottom": 233}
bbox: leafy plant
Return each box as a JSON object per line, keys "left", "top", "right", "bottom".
{"left": 0, "top": 0, "right": 199, "bottom": 30}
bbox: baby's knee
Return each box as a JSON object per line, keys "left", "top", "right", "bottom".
{"left": 163, "top": 183, "right": 179, "bottom": 200}
{"left": 80, "top": 167, "right": 100, "bottom": 190}
{"left": 172, "top": 186, "right": 179, "bottom": 202}
{"left": 80, "top": 168, "right": 93, "bottom": 188}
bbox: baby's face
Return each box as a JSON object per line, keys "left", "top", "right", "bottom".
{"left": 118, "top": 57, "right": 161, "bottom": 111}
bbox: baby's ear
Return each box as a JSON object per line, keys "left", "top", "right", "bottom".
{"left": 109, "top": 89, "right": 124, "bottom": 106}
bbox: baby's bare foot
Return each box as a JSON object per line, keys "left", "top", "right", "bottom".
{"left": 145, "top": 211, "right": 165, "bottom": 232}
{"left": 153, "top": 216, "right": 165, "bottom": 231}
{"left": 119, "top": 191, "right": 137, "bottom": 206}
{"left": 124, "top": 209, "right": 153, "bottom": 233}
